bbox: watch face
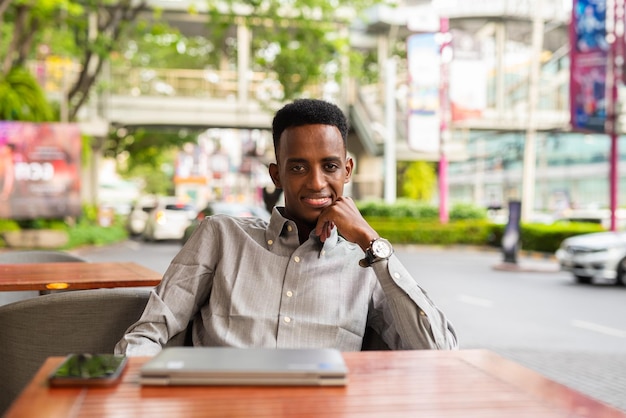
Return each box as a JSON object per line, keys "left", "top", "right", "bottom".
{"left": 372, "top": 239, "right": 393, "bottom": 258}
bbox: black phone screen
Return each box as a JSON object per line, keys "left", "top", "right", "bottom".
{"left": 49, "top": 354, "right": 127, "bottom": 385}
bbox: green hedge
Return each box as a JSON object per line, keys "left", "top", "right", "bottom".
{"left": 0, "top": 199, "right": 610, "bottom": 254}
{"left": 364, "top": 217, "right": 605, "bottom": 254}
{"left": 366, "top": 217, "right": 493, "bottom": 246}
{"left": 0, "top": 204, "right": 129, "bottom": 249}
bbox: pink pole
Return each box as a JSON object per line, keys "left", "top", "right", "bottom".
{"left": 608, "top": 0, "right": 623, "bottom": 231}
{"left": 439, "top": 17, "right": 450, "bottom": 224}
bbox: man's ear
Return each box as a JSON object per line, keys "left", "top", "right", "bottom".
{"left": 269, "top": 163, "right": 282, "bottom": 188}
{"left": 344, "top": 157, "right": 354, "bottom": 184}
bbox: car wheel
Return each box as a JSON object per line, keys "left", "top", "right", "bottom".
{"left": 615, "top": 259, "right": 626, "bottom": 286}
{"left": 574, "top": 275, "right": 593, "bottom": 285}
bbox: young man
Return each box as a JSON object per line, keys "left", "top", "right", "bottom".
{"left": 115, "top": 99, "right": 457, "bottom": 356}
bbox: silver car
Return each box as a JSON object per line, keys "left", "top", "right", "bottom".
{"left": 142, "top": 198, "right": 196, "bottom": 241}
{"left": 555, "top": 231, "right": 626, "bottom": 285}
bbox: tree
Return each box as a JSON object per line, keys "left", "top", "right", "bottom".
{"left": 0, "top": 66, "right": 53, "bottom": 121}
{"left": 0, "top": 0, "right": 150, "bottom": 121}
{"left": 204, "top": 0, "right": 379, "bottom": 104}
{"left": 398, "top": 161, "right": 437, "bottom": 202}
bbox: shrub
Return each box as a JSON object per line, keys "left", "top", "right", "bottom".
{"left": 449, "top": 203, "right": 488, "bottom": 220}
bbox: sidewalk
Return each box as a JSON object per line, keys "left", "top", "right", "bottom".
{"left": 494, "top": 348, "right": 626, "bottom": 412}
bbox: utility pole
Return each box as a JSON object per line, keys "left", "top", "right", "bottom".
{"left": 521, "top": 0, "right": 544, "bottom": 223}
{"left": 384, "top": 57, "right": 397, "bottom": 204}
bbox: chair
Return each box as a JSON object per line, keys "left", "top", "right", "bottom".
{"left": 0, "top": 250, "right": 87, "bottom": 306}
{"left": 0, "top": 250, "right": 87, "bottom": 264}
{"left": 361, "top": 326, "right": 391, "bottom": 351}
{"left": 0, "top": 287, "right": 152, "bottom": 415}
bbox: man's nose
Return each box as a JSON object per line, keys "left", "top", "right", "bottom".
{"left": 308, "top": 168, "right": 326, "bottom": 190}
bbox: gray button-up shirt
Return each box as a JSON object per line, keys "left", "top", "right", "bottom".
{"left": 115, "top": 208, "right": 458, "bottom": 356}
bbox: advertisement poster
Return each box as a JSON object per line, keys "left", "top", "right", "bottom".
{"left": 570, "top": 0, "right": 608, "bottom": 132}
{"left": 449, "top": 29, "right": 487, "bottom": 121}
{"left": 0, "top": 122, "right": 81, "bottom": 219}
{"left": 407, "top": 33, "right": 441, "bottom": 154}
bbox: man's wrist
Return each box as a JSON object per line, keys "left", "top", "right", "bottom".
{"left": 359, "top": 237, "right": 393, "bottom": 267}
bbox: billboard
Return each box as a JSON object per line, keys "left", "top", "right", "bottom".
{"left": 407, "top": 33, "right": 441, "bottom": 154}
{"left": 0, "top": 122, "right": 81, "bottom": 219}
{"left": 570, "top": 0, "right": 609, "bottom": 132}
{"left": 449, "top": 29, "right": 487, "bottom": 121}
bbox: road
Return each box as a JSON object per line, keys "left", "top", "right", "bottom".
{"left": 73, "top": 239, "right": 626, "bottom": 412}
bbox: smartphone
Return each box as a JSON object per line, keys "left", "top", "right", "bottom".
{"left": 48, "top": 353, "right": 128, "bottom": 387}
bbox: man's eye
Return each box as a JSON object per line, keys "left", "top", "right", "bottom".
{"left": 325, "top": 163, "right": 339, "bottom": 171}
{"left": 290, "top": 165, "right": 305, "bottom": 172}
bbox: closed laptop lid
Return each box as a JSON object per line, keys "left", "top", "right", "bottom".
{"left": 140, "top": 347, "right": 348, "bottom": 387}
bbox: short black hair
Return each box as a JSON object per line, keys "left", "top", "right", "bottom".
{"left": 271, "top": 99, "right": 349, "bottom": 156}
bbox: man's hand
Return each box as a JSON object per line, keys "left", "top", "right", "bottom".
{"left": 315, "top": 196, "right": 378, "bottom": 251}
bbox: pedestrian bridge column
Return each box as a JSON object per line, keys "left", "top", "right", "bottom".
{"left": 237, "top": 20, "right": 250, "bottom": 104}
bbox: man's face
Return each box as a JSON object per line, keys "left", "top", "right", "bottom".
{"left": 269, "top": 124, "right": 353, "bottom": 228}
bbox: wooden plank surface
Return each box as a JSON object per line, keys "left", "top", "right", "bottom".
{"left": 6, "top": 350, "right": 626, "bottom": 418}
{"left": 0, "top": 262, "right": 161, "bottom": 291}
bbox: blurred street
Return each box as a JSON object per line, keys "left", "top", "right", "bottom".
{"left": 73, "top": 240, "right": 626, "bottom": 412}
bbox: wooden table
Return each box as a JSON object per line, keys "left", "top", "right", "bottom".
{"left": 0, "top": 262, "right": 161, "bottom": 291}
{"left": 5, "top": 350, "right": 625, "bottom": 418}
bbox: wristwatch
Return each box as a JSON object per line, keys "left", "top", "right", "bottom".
{"left": 359, "top": 238, "right": 393, "bottom": 267}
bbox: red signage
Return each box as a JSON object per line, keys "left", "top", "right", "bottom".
{"left": 0, "top": 122, "right": 81, "bottom": 219}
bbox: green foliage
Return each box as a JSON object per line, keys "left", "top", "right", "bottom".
{"left": 64, "top": 219, "right": 127, "bottom": 249}
{"left": 0, "top": 203, "right": 128, "bottom": 249}
{"left": 356, "top": 199, "right": 488, "bottom": 221}
{"left": 0, "top": 67, "right": 54, "bottom": 121}
{"left": 357, "top": 199, "right": 439, "bottom": 219}
{"left": 365, "top": 218, "right": 493, "bottom": 246}
{"left": 2, "top": 1, "right": 163, "bottom": 121}
{"left": 355, "top": 199, "right": 605, "bottom": 253}
{"left": 525, "top": 222, "right": 605, "bottom": 252}
{"left": 105, "top": 127, "right": 185, "bottom": 195}
{"left": 487, "top": 222, "right": 605, "bottom": 253}
{"left": 449, "top": 203, "right": 488, "bottom": 220}
{"left": 0, "top": 219, "right": 21, "bottom": 236}
{"left": 205, "top": 0, "right": 380, "bottom": 101}
{"left": 398, "top": 161, "right": 436, "bottom": 201}
{"left": 16, "top": 218, "right": 67, "bottom": 230}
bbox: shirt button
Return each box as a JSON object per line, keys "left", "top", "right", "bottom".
{"left": 419, "top": 310, "right": 426, "bottom": 317}
{"left": 321, "top": 250, "right": 326, "bottom": 256}
{"left": 286, "top": 291, "right": 293, "bottom": 297}
{"left": 287, "top": 225, "right": 293, "bottom": 232}
{"left": 267, "top": 239, "right": 273, "bottom": 245}
{"left": 393, "top": 272, "right": 401, "bottom": 279}
{"left": 294, "top": 256, "right": 301, "bottom": 263}
{"left": 284, "top": 316, "right": 291, "bottom": 323}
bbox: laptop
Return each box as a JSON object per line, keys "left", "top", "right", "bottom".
{"left": 139, "top": 347, "right": 348, "bottom": 387}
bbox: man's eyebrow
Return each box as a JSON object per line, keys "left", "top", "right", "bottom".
{"left": 285, "top": 156, "right": 342, "bottom": 164}
{"left": 285, "top": 157, "right": 308, "bottom": 164}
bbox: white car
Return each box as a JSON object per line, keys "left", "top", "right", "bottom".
{"left": 126, "top": 196, "right": 158, "bottom": 236}
{"left": 555, "top": 231, "right": 626, "bottom": 286}
{"left": 142, "top": 198, "right": 196, "bottom": 241}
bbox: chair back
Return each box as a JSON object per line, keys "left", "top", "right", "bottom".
{"left": 0, "top": 287, "right": 151, "bottom": 415}
{"left": 0, "top": 250, "right": 86, "bottom": 264}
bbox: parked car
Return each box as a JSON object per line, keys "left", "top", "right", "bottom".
{"left": 555, "top": 231, "right": 626, "bottom": 286}
{"left": 126, "top": 196, "right": 158, "bottom": 236}
{"left": 181, "top": 202, "right": 271, "bottom": 245}
{"left": 142, "top": 198, "right": 197, "bottom": 241}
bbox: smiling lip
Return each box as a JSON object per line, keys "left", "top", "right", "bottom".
{"left": 303, "top": 196, "right": 331, "bottom": 208}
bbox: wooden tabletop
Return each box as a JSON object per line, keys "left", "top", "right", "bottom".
{"left": 0, "top": 262, "right": 161, "bottom": 291}
{"left": 5, "top": 350, "right": 625, "bottom": 418}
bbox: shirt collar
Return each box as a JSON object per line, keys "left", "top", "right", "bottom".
{"left": 266, "top": 207, "right": 339, "bottom": 254}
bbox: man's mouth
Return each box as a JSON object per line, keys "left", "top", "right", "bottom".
{"left": 303, "top": 196, "right": 331, "bottom": 208}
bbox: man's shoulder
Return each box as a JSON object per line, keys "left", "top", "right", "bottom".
{"left": 205, "top": 213, "right": 269, "bottom": 230}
